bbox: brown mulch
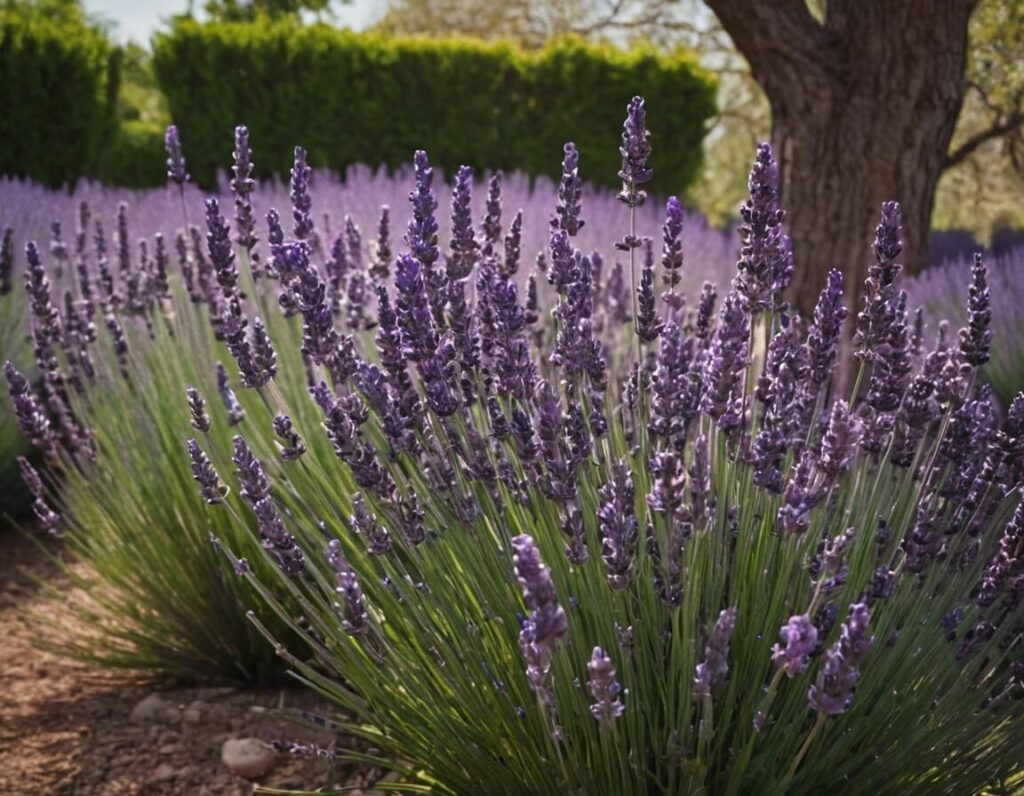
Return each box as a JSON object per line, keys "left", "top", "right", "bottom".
{"left": 0, "top": 529, "right": 387, "bottom": 795}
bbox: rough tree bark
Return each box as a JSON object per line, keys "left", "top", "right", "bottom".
{"left": 705, "top": 0, "right": 976, "bottom": 316}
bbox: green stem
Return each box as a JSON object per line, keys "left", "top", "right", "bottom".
{"left": 784, "top": 711, "right": 827, "bottom": 784}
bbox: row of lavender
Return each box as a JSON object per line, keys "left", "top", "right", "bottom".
{"left": 3, "top": 104, "right": 1023, "bottom": 794}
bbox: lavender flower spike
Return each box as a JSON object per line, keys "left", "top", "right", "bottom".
{"left": 808, "top": 602, "right": 873, "bottom": 715}
{"left": 733, "top": 143, "right": 788, "bottom": 314}
{"left": 511, "top": 534, "right": 567, "bottom": 654}
{"left": 553, "top": 142, "right": 585, "bottom": 236}
{"left": 587, "top": 647, "right": 625, "bottom": 724}
{"left": 598, "top": 460, "right": 638, "bottom": 590}
{"left": 806, "top": 268, "right": 847, "bottom": 387}
{"left": 164, "top": 125, "right": 189, "bottom": 185}
{"left": 18, "top": 456, "right": 61, "bottom": 531}
{"left": 661, "top": 196, "right": 684, "bottom": 301}
{"left": 693, "top": 606, "right": 737, "bottom": 698}
{"left": 232, "top": 125, "right": 259, "bottom": 270}
{"left": 290, "top": 146, "right": 314, "bottom": 241}
{"left": 187, "top": 438, "right": 224, "bottom": 504}
{"left": 186, "top": 386, "right": 211, "bottom": 432}
{"left": 957, "top": 253, "right": 992, "bottom": 367}
{"left": 771, "top": 615, "right": 818, "bottom": 678}
{"left": 975, "top": 501, "right": 1023, "bottom": 607}
{"left": 327, "top": 539, "right": 368, "bottom": 635}
{"left": 5, "top": 361, "right": 57, "bottom": 461}
{"left": 618, "top": 96, "right": 653, "bottom": 208}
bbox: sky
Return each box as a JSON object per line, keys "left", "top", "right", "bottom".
{"left": 85, "top": 0, "right": 383, "bottom": 44}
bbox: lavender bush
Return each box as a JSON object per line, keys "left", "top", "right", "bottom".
{"left": 0, "top": 129, "right": 734, "bottom": 680}
{"left": 905, "top": 247, "right": 1024, "bottom": 408}
{"left": 5, "top": 109, "right": 1022, "bottom": 792}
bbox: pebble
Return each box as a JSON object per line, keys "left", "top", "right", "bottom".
{"left": 130, "top": 693, "right": 182, "bottom": 725}
{"left": 221, "top": 737, "right": 277, "bottom": 780}
{"left": 149, "top": 763, "right": 177, "bottom": 783}
{"left": 182, "top": 700, "right": 205, "bottom": 724}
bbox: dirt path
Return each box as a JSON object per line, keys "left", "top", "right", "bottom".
{"left": 0, "top": 529, "right": 384, "bottom": 795}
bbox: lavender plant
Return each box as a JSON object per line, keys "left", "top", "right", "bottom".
{"left": 4, "top": 105, "right": 1021, "bottom": 793}
{"left": 166, "top": 106, "right": 1018, "bottom": 793}
{"left": 905, "top": 246, "right": 1024, "bottom": 408}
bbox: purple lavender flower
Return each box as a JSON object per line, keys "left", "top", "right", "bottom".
{"left": 865, "top": 289, "right": 912, "bottom": 415}
{"left": 693, "top": 606, "right": 737, "bottom": 698}
{"left": 327, "top": 539, "right": 368, "bottom": 635}
{"left": 23, "top": 241, "right": 62, "bottom": 343}
{"left": 957, "top": 253, "right": 992, "bottom": 367}
{"left": 617, "top": 96, "right": 652, "bottom": 208}
{"left": 650, "top": 322, "right": 696, "bottom": 440}
{"left": 447, "top": 165, "right": 479, "bottom": 280}
{"left": 511, "top": 534, "right": 567, "bottom": 654}
{"left": 314, "top": 382, "right": 396, "bottom": 497}
{"left": 661, "top": 196, "right": 684, "bottom": 302}
{"left": 808, "top": 602, "right": 873, "bottom": 715}
{"left": 371, "top": 205, "right": 391, "bottom": 282}
{"left": 481, "top": 171, "right": 503, "bottom": 256}
{"left": 805, "top": 269, "right": 847, "bottom": 388}
{"left": 0, "top": 227, "right": 13, "bottom": 294}
{"left": 290, "top": 146, "right": 315, "bottom": 241}
{"left": 164, "top": 125, "right": 189, "bottom": 185}
{"left": 810, "top": 527, "right": 855, "bottom": 592}
{"left": 216, "top": 362, "right": 245, "bottom": 425}
{"left": 733, "top": 143, "right": 788, "bottom": 313}
{"left": 598, "top": 460, "right": 638, "bottom": 590}
{"left": 273, "top": 414, "right": 306, "bottom": 460}
{"left": 694, "top": 281, "right": 717, "bottom": 342}
{"left": 701, "top": 291, "right": 749, "bottom": 430}
{"left": 351, "top": 493, "right": 390, "bottom": 556}
{"left": 975, "top": 501, "right": 1023, "bottom": 607}
{"left": 587, "top": 646, "right": 624, "bottom": 724}
{"left": 636, "top": 252, "right": 661, "bottom": 342}
{"left": 503, "top": 210, "right": 523, "bottom": 278}
{"left": 819, "top": 400, "right": 862, "bottom": 481}
{"left": 205, "top": 197, "right": 238, "bottom": 297}
{"left": 5, "top": 361, "right": 57, "bottom": 461}
{"left": 777, "top": 450, "right": 820, "bottom": 535}
{"left": 186, "top": 386, "right": 211, "bottom": 432}
{"left": 855, "top": 202, "right": 903, "bottom": 357}
{"left": 187, "top": 438, "right": 224, "bottom": 504}
{"left": 772, "top": 615, "right": 818, "bottom": 678}
{"left": 17, "top": 456, "right": 61, "bottom": 531}
{"left": 553, "top": 143, "right": 585, "bottom": 235}
{"left": 231, "top": 125, "right": 260, "bottom": 273}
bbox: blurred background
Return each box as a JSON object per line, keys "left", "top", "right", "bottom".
{"left": 0, "top": 0, "right": 1021, "bottom": 288}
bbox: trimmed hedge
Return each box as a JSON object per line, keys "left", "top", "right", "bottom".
{"left": 0, "top": 15, "right": 119, "bottom": 186}
{"left": 96, "top": 119, "right": 167, "bottom": 187}
{"left": 153, "top": 21, "right": 717, "bottom": 193}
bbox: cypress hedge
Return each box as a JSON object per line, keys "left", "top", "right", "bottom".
{"left": 153, "top": 20, "right": 717, "bottom": 193}
{"left": 0, "top": 14, "right": 119, "bottom": 186}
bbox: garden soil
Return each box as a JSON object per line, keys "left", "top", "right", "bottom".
{"left": 0, "top": 529, "right": 386, "bottom": 795}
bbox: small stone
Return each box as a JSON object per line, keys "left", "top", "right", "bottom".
{"left": 149, "top": 763, "right": 177, "bottom": 783}
{"left": 130, "top": 694, "right": 181, "bottom": 725}
{"left": 221, "top": 738, "right": 276, "bottom": 780}
{"left": 182, "top": 700, "right": 205, "bottom": 724}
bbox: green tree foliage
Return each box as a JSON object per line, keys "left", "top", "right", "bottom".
{"left": 152, "top": 19, "right": 716, "bottom": 193}
{"left": 203, "top": 0, "right": 338, "bottom": 23}
{"left": 0, "top": 11, "right": 119, "bottom": 186}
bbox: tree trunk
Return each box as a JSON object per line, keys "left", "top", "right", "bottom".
{"left": 706, "top": 0, "right": 975, "bottom": 316}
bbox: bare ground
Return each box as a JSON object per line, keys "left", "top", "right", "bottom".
{"left": 0, "top": 529, "right": 386, "bottom": 795}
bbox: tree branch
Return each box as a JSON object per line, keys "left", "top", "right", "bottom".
{"left": 701, "top": 0, "right": 830, "bottom": 93}
{"left": 945, "top": 109, "right": 1024, "bottom": 169}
